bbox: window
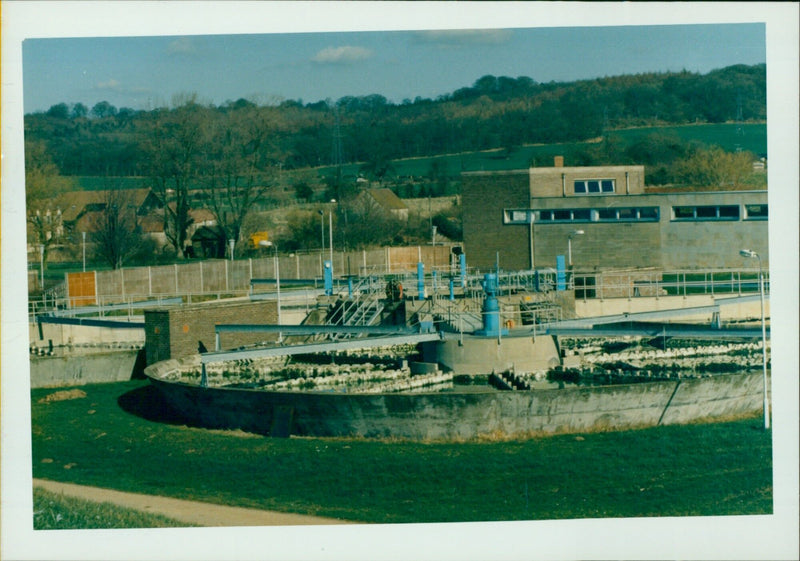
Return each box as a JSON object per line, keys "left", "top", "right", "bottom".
{"left": 638, "top": 207, "right": 659, "bottom": 220}
{"left": 572, "top": 209, "right": 591, "bottom": 221}
{"left": 617, "top": 208, "right": 637, "bottom": 220}
{"left": 530, "top": 207, "right": 659, "bottom": 224}
{"left": 573, "top": 179, "right": 615, "bottom": 195}
{"left": 696, "top": 206, "right": 717, "bottom": 219}
{"left": 672, "top": 205, "right": 740, "bottom": 221}
{"left": 574, "top": 275, "right": 597, "bottom": 299}
{"left": 503, "top": 209, "right": 532, "bottom": 224}
{"left": 718, "top": 206, "right": 740, "bottom": 219}
{"left": 744, "top": 204, "right": 768, "bottom": 220}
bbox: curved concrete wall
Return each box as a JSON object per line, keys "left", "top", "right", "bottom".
{"left": 425, "top": 335, "right": 560, "bottom": 376}
{"left": 145, "top": 357, "right": 763, "bottom": 440}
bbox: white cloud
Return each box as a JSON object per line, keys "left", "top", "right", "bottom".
{"left": 95, "top": 78, "right": 120, "bottom": 90}
{"left": 167, "top": 37, "right": 197, "bottom": 55}
{"left": 311, "top": 46, "right": 372, "bottom": 64}
{"left": 414, "top": 29, "right": 513, "bottom": 46}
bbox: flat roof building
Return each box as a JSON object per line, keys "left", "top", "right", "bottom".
{"left": 462, "top": 158, "right": 768, "bottom": 271}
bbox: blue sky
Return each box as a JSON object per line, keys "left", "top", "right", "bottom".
{"left": 22, "top": 23, "right": 766, "bottom": 113}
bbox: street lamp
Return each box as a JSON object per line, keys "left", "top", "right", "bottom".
{"left": 740, "top": 248, "right": 769, "bottom": 430}
{"left": 567, "top": 229, "right": 584, "bottom": 268}
{"left": 260, "top": 240, "right": 282, "bottom": 330}
{"left": 329, "top": 200, "right": 336, "bottom": 269}
{"left": 318, "top": 209, "right": 325, "bottom": 255}
{"left": 39, "top": 244, "right": 45, "bottom": 293}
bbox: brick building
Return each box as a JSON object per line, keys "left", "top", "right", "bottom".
{"left": 462, "top": 158, "right": 768, "bottom": 271}
{"left": 144, "top": 300, "right": 278, "bottom": 364}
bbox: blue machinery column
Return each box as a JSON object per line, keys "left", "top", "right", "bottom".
{"left": 417, "top": 262, "right": 425, "bottom": 300}
{"left": 324, "top": 260, "right": 333, "bottom": 296}
{"left": 476, "top": 273, "right": 507, "bottom": 337}
{"left": 556, "top": 255, "right": 566, "bottom": 291}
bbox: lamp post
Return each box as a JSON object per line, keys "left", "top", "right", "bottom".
{"left": 567, "top": 229, "right": 584, "bottom": 268}
{"left": 329, "top": 200, "right": 335, "bottom": 268}
{"left": 260, "top": 240, "right": 281, "bottom": 329}
{"left": 318, "top": 209, "right": 325, "bottom": 255}
{"left": 81, "top": 231, "right": 87, "bottom": 272}
{"left": 39, "top": 244, "right": 45, "bottom": 293}
{"left": 740, "top": 249, "right": 769, "bottom": 430}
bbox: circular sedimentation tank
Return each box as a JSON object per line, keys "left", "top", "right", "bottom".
{"left": 144, "top": 339, "right": 766, "bottom": 440}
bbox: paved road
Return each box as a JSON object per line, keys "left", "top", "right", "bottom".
{"left": 33, "top": 479, "right": 353, "bottom": 527}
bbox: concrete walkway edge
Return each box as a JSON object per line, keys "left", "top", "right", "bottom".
{"left": 33, "top": 479, "right": 352, "bottom": 527}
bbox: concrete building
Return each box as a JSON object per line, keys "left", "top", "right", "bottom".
{"left": 462, "top": 158, "right": 768, "bottom": 271}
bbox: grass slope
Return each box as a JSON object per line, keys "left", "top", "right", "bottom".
{"left": 33, "top": 487, "right": 195, "bottom": 530}
{"left": 31, "top": 381, "right": 772, "bottom": 525}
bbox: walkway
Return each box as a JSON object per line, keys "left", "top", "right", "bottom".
{"left": 33, "top": 479, "right": 353, "bottom": 527}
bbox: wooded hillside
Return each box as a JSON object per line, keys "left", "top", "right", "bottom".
{"left": 25, "top": 64, "right": 766, "bottom": 178}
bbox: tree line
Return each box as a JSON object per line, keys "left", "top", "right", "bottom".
{"left": 25, "top": 64, "right": 765, "bottom": 177}
{"left": 25, "top": 65, "right": 765, "bottom": 274}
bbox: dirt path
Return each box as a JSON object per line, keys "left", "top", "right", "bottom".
{"left": 33, "top": 479, "right": 353, "bottom": 527}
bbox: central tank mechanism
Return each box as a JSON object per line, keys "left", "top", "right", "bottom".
{"left": 475, "top": 273, "right": 508, "bottom": 337}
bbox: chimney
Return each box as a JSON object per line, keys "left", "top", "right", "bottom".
{"left": 554, "top": 155, "right": 564, "bottom": 168}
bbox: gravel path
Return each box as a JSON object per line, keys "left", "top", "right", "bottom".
{"left": 33, "top": 479, "right": 353, "bottom": 527}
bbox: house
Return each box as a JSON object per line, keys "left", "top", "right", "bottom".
{"left": 461, "top": 157, "right": 768, "bottom": 271}
{"left": 360, "top": 188, "right": 409, "bottom": 221}
{"left": 27, "top": 188, "right": 163, "bottom": 256}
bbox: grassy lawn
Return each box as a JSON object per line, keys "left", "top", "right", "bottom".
{"left": 33, "top": 488, "right": 194, "bottom": 530}
{"left": 31, "top": 381, "right": 772, "bottom": 525}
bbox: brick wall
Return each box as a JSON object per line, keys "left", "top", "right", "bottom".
{"left": 530, "top": 165, "right": 645, "bottom": 197}
{"left": 462, "top": 171, "right": 530, "bottom": 270}
{"left": 144, "top": 300, "right": 278, "bottom": 364}
{"left": 530, "top": 194, "right": 662, "bottom": 269}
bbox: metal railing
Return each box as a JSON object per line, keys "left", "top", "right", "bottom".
{"left": 571, "top": 268, "right": 770, "bottom": 301}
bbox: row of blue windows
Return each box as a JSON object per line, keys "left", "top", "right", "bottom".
{"left": 672, "top": 204, "right": 768, "bottom": 221}
{"left": 504, "top": 207, "right": 659, "bottom": 224}
{"left": 504, "top": 204, "right": 768, "bottom": 225}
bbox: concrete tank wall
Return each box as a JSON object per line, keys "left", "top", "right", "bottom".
{"left": 145, "top": 358, "right": 763, "bottom": 440}
{"left": 30, "top": 349, "right": 143, "bottom": 389}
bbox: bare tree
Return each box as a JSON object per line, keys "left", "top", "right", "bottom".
{"left": 340, "top": 194, "right": 405, "bottom": 250}
{"left": 89, "top": 187, "right": 146, "bottom": 269}
{"left": 205, "top": 106, "right": 277, "bottom": 253}
{"left": 141, "top": 98, "right": 209, "bottom": 258}
{"left": 25, "top": 140, "right": 73, "bottom": 268}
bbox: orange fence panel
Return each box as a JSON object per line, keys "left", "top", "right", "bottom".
{"left": 67, "top": 271, "right": 97, "bottom": 307}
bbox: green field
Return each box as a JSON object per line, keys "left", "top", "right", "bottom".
{"left": 314, "top": 123, "right": 767, "bottom": 179}
{"left": 31, "top": 380, "right": 772, "bottom": 526}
